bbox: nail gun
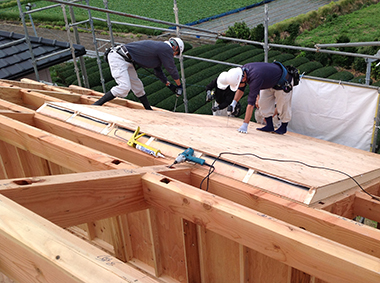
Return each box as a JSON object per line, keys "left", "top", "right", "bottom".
{"left": 168, "top": 148, "right": 205, "bottom": 168}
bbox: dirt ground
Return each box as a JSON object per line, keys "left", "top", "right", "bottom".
{"left": 0, "top": 20, "right": 210, "bottom": 52}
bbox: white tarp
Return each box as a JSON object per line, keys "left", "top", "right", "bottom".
{"left": 288, "top": 78, "right": 379, "bottom": 151}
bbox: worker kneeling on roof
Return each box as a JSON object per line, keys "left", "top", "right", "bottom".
{"left": 220, "top": 62, "right": 299, "bottom": 135}
{"left": 93, "top": 38, "right": 184, "bottom": 110}
{"left": 205, "top": 72, "right": 241, "bottom": 117}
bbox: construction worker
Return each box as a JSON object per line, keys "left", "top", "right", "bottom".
{"left": 221, "top": 62, "right": 297, "bottom": 134}
{"left": 205, "top": 71, "right": 241, "bottom": 116}
{"left": 93, "top": 38, "right": 184, "bottom": 109}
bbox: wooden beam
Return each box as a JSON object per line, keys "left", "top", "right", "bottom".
{"left": 141, "top": 172, "right": 380, "bottom": 283}
{"left": 353, "top": 191, "right": 380, "bottom": 223}
{"left": 190, "top": 169, "right": 380, "bottom": 259}
{"left": 33, "top": 113, "right": 167, "bottom": 167}
{"left": 0, "top": 169, "right": 149, "bottom": 228}
{"left": 0, "top": 194, "right": 160, "bottom": 283}
{"left": 0, "top": 115, "right": 136, "bottom": 172}
{"left": 0, "top": 110, "right": 34, "bottom": 124}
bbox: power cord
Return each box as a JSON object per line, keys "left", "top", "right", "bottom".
{"left": 200, "top": 152, "right": 380, "bottom": 201}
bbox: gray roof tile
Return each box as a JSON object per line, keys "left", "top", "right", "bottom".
{"left": 0, "top": 30, "right": 86, "bottom": 80}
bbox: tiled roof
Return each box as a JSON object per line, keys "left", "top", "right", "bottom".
{"left": 0, "top": 31, "right": 86, "bottom": 80}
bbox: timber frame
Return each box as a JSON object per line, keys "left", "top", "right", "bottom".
{"left": 0, "top": 78, "right": 380, "bottom": 283}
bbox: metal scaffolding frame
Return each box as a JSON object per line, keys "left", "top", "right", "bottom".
{"left": 14, "top": 1, "right": 380, "bottom": 150}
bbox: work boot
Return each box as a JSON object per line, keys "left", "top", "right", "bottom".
{"left": 275, "top": 122, "right": 288, "bottom": 135}
{"left": 138, "top": 94, "right": 153, "bottom": 110}
{"left": 256, "top": 117, "right": 274, "bottom": 132}
{"left": 93, "top": 91, "right": 114, "bottom": 105}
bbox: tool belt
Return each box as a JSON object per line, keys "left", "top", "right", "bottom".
{"left": 115, "top": 45, "right": 134, "bottom": 63}
{"left": 273, "top": 61, "right": 293, "bottom": 93}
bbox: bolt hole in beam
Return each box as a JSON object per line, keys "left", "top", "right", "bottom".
{"left": 12, "top": 179, "right": 44, "bottom": 186}
{"left": 111, "top": 159, "right": 121, "bottom": 165}
{"left": 160, "top": 178, "right": 171, "bottom": 184}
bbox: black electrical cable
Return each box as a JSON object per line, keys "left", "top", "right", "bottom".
{"left": 200, "top": 152, "right": 380, "bottom": 201}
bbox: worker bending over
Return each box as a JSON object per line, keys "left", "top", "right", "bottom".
{"left": 205, "top": 72, "right": 241, "bottom": 116}
{"left": 93, "top": 38, "right": 184, "bottom": 110}
{"left": 220, "top": 62, "right": 298, "bottom": 134}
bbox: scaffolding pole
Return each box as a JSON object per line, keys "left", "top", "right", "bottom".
{"left": 264, "top": 4, "right": 269, "bottom": 63}
{"left": 84, "top": 0, "right": 106, "bottom": 93}
{"left": 61, "top": 4, "right": 82, "bottom": 87}
{"left": 69, "top": 6, "right": 90, "bottom": 88}
{"left": 173, "top": 0, "right": 188, "bottom": 113}
{"left": 17, "top": 0, "right": 39, "bottom": 81}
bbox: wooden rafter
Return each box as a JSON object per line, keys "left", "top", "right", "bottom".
{"left": 1, "top": 78, "right": 380, "bottom": 283}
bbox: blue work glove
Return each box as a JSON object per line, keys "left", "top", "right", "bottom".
{"left": 167, "top": 83, "right": 177, "bottom": 93}
{"left": 176, "top": 84, "right": 183, "bottom": 96}
{"left": 238, "top": 122, "right": 249, "bottom": 134}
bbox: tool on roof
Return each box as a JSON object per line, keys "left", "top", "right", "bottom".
{"left": 127, "top": 126, "right": 164, "bottom": 158}
{"left": 168, "top": 148, "right": 205, "bottom": 168}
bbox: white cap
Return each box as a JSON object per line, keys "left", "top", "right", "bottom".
{"left": 169, "top": 37, "right": 184, "bottom": 57}
{"left": 217, "top": 67, "right": 243, "bottom": 91}
{"left": 217, "top": 71, "right": 228, "bottom": 90}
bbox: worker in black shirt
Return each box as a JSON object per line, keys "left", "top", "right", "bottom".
{"left": 205, "top": 71, "right": 241, "bottom": 117}
{"left": 93, "top": 38, "right": 184, "bottom": 109}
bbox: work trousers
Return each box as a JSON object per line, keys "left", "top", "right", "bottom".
{"left": 108, "top": 50, "right": 145, "bottom": 98}
{"left": 258, "top": 86, "right": 293, "bottom": 123}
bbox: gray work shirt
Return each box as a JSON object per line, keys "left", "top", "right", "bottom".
{"left": 124, "top": 40, "right": 179, "bottom": 83}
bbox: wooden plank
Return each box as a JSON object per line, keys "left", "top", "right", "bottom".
{"left": 16, "top": 147, "right": 51, "bottom": 177}
{"left": 153, "top": 207, "right": 187, "bottom": 282}
{"left": 0, "top": 115, "right": 137, "bottom": 172}
{"left": 0, "top": 98, "right": 35, "bottom": 113}
{"left": 20, "top": 89, "right": 64, "bottom": 109}
{"left": 0, "top": 194, "right": 160, "bottom": 283}
{"left": 0, "top": 141, "right": 25, "bottom": 178}
{"left": 43, "top": 103, "right": 380, "bottom": 203}
{"left": 0, "top": 169, "right": 149, "bottom": 228}
{"left": 353, "top": 191, "right": 380, "bottom": 223}
{"left": 0, "top": 110, "right": 34, "bottom": 124}
{"left": 21, "top": 78, "right": 77, "bottom": 93}
{"left": 0, "top": 87, "right": 23, "bottom": 105}
{"left": 248, "top": 249, "right": 289, "bottom": 282}
{"left": 147, "top": 208, "right": 162, "bottom": 277}
{"left": 127, "top": 210, "right": 155, "bottom": 269}
{"left": 182, "top": 219, "right": 201, "bottom": 283}
{"left": 190, "top": 169, "right": 380, "bottom": 259}
{"left": 32, "top": 113, "right": 167, "bottom": 167}
{"left": 141, "top": 172, "right": 380, "bottom": 283}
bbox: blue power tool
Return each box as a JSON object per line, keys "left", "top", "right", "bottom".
{"left": 169, "top": 148, "right": 205, "bottom": 167}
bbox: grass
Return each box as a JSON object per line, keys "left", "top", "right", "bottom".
{"left": 295, "top": 3, "right": 380, "bottom": 46}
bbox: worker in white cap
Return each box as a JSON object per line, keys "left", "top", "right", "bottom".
{"left": 93, "top": 38, "right": 184, "bottom": 110}
{"left": 219, "top": 62, "right": 297, "bottom": 134}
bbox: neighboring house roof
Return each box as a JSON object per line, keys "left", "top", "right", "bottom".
{"left": 0, "top": 30, "right": 86, "bottom": 80}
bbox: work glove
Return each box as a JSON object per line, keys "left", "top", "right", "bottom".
{"left": 211, "top": 106, "right": 219, "bottom": 112}
{"left": 167, "top": 83, "right": 177, "bottom": 93}
{"left": 206, "top": 90, "right": 214, "bottom": 102}
{"left": 238, "top": 122, "right": 249, "bottom": 134}
{"left": 176, "top": 84, "right": 183, "bottom": 96}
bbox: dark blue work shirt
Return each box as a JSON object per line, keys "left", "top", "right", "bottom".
{"left": 240, "top": 62, "right": 282, "bottom": 105}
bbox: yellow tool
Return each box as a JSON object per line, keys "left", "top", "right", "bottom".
{"left": 127, "top": 126, "right": 164, "bottom": 158}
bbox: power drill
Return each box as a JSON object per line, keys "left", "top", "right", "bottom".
{"left": 169, "top": 148, "right": 205, "bottom": 167}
